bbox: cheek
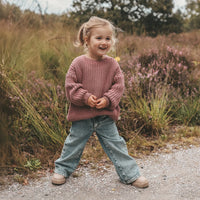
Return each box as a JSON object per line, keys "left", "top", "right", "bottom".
{"left": 91, "top": 40, "right": 98, "bottom": 46}
{"left": 108, "top": 42, "right": 112, "bottom": 49}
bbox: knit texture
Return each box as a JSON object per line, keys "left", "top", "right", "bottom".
{"left": 65, "top": 55, "right": 124, "bottom": 121}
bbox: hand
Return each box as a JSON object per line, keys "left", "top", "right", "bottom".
{"left": 88, "top": 95, "right": 97, "bottom": 108}
{"left": 96, "top": 97, "right": 107, "bottom": 109}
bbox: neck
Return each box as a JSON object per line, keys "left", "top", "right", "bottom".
{"left": 85, "top": 53, "right": 105, "bottom": 61}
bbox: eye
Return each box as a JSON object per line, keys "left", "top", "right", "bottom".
{"left": 106, "top": 37, "right": 111, "bottom": 41}
{"left": 96, "top": 36, "right": 102, "bottom": 40}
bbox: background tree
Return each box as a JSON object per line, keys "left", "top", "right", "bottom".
{"left": 185, "top": 0, "right": 200, "bottom": 30}
{"left": 135, "top": 0, "right": 184, "bottom": 36}
{"left": 67, "top": 0, "right": 184, "bottom": 36}
{"left": 68, "top": 0, "right": 152, "bottom": 33}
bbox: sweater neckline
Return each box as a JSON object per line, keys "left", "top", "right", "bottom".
{"left": 83, "top": 55, "right": 109, "bottom": 63}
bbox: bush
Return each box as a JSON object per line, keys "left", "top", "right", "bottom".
{"left": 173, "top": 98, "right": 200, "bottom": 126}
{"left": 0, "top": 67, "right": 69, "bottom": 167}
{"left": 119, "top": 46, "right": 200, "bottom": 136}
{"left": 122, "top": 46, "right": 198, "bottom": 100}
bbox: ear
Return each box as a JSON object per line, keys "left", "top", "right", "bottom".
{"left": 84, "top": 36, "right": 89, "bottom": 45}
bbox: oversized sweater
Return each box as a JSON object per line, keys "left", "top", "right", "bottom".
{"left": 65, "top": 55, "right": 125, "bottom": 121}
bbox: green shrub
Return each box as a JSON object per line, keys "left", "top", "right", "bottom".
{"left": 119, "top": 89, "right": 172, "bottom": 137}
{"left": 174, "top": 98, "right": 200, "bottom": 126}
{"left": 24, "top": 159, "right": 41, "bottom": 171}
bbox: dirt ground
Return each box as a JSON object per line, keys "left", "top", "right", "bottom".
{"left": 0, "top": 145, "right": 200, "bottom": 200}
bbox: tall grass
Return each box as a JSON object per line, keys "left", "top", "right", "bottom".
{"left": 2, "top": 72, "right": 66, "bottom": 145}
{"left": 0, "top": 21, "right": 77, "bottom": 167}
{"left": 0, "top": 20, "right": 80, "bottom": 79}
{"left": 174, "top": 98, "right": 200, "bottom": 126}
{"left": 129, "top": 90, "right": 172, "bottom": 136}
{"left": 0, "top": 64, "right": 68, "bottom": 167}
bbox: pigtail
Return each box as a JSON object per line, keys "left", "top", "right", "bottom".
{"left": 74, "top": 23, "right": 86, "bottom": 47}
{"left": 78, "top": 23, "right": 86, "bottom": 46}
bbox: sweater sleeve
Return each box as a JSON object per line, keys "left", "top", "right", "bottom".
{"left": 65, "top": 64, "right": 92, "bottom": 106}
{"left": 104, "top": 65, "right": 125, "bottom": 110}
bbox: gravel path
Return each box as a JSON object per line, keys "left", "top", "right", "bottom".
{"left": 0, "top": 146, "right": 200, "bottom": 200}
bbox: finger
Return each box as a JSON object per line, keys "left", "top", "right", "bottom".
{"left": 91, "top": 95, "right": 97, "bottom": 100}
{"left": 92, "top": 100, "right": 97, "bottom": 105}
{"left": 90, "top": 102, "right": 96, "bottom": 108}
{"left": 96, "top": 102, "right": 102, "bottom": 108}
{"left": 96, "top": 98, "right": 102, "bottom": 104}
{"left": 91, "top": 96, "right": 97, "bottom": 104}
{"left": 96, "top": 102, "right": 103, "bottom": 109}
{"left": 96, "top": 104, "right": 102, "bottom": 109}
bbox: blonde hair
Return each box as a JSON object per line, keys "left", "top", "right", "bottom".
{"left": 74, "top": 16, "right": 117, "bottom": 51}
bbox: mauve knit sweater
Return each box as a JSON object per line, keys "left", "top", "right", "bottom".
{"left": 65, "top": 55, "right": 124, "bottom": 121}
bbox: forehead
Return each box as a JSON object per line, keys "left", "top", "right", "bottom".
{"left": 90, "top": 25, "right": 113, "bottom": 36}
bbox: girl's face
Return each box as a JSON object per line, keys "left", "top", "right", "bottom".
{"left": 86, "top": 25, "right": 113, "bottom": 60}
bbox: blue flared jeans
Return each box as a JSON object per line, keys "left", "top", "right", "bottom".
{"left": 54, "top": 115, "right": 140, "bottom": 184}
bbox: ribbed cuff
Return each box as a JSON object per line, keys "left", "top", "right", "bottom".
{"left": 103, "top": 96, "right": 110, "bottom": 107}
{"left": 84, "top": 92, "right": 92, "bottom": 105}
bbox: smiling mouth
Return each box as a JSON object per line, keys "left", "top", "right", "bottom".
{"left": 99, "top": 46, "right": 107, "bottom": 50}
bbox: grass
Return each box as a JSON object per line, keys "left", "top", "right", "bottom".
{"left": 175, "top": 99, "right": 200, "bottom": 126}
{"left": 79, "top": 126, "right": 200, "bottom": 168}
{"left": 0, "top": 19, "right": 200, "bottom": 185}
{"left": 129, "top": 89, "right": 172, "bottom": 136}
{"left": 3, "top": 72, "right": 66, "bottom": 145}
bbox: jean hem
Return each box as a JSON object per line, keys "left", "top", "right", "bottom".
{"left": 54, "top": 169, "right": 69, "bottom": 178}
{"left": 121, "top": 173, "right": 141, "bottom": 185}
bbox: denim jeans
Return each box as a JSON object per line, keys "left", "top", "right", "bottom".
{"left": 54, "top": 115, "right": 140, "bottom": 184}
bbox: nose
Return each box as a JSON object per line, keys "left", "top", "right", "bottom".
{"left": 101, "top": 39, "right": 108, "bottom": 45}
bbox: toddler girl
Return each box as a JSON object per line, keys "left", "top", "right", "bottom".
{"left": 52, "top": 16, "right": 149, "bottom": 188}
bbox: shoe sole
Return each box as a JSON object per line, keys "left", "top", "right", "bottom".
{"left": 52, "top": 178, "right": 66, "bottom": 185}
{"left": 132, "top": 182, "right": 149, "bottom": 188}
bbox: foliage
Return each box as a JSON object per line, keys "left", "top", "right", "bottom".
{"left": 0, "top": 0, "right": 21, "bottom": 22}
{"left": 185, "top": 0, "right": 200, "bottom": 30}
{"left": 0, "top": 0, "right": 200, "bottom": 35}
{"left": 173, "top": 98, "right": 200, "bottom": 126}
{"left": 1, "top": 69, "right": 68, "bottom": 144}
{"left": 40, "top": 50, "right": 60, "bottom": 79}
{"left": 0, "top": 0, "right": 62, "bottom": 28}
{"left": 130, "top": 90, "right": 172, "bottom": 136}
{"left": 0, "top": 21, "right": 76, "bottom": 167}
{"left": 24, "top": 159, "right": 41, "bottom": 171}
{"left": 0, "top": 15, "right": 200, "bottom": 171}
{"left": 136, "top": 10, "right": 184, "bottom": 36}
{"left": 134, "top": 0, "right": 184, "bottom": 36}
{"left": 117, "top": 44, "right": 200, "bottom": 136}
{"left": 67, "top": 0, "right": 184, "bottom": 36}
{"left": 122, "top": 47, "right": 197, "bottom": 101}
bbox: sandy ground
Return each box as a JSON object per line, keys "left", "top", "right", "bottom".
{"left": 0, "top": 145, "right": 200, "bottom": 200}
